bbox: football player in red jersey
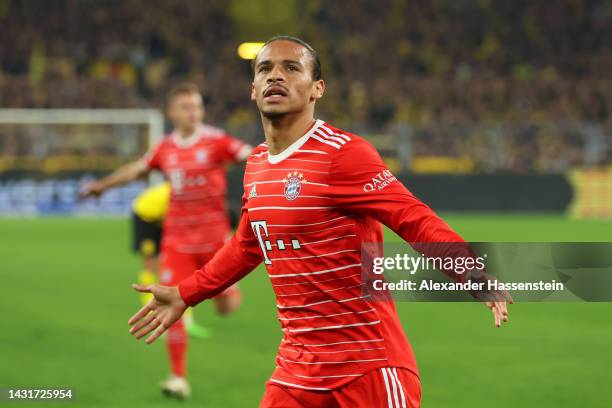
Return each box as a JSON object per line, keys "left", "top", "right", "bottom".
{"left": 82, "top": 83, "right": 251, "bottom": 399}
{"left": 128, "top": 38, "right": 512, "bottom": 407}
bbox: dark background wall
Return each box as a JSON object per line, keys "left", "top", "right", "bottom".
{"left": 226, "top": 168, "right": 573, "bottom": 212}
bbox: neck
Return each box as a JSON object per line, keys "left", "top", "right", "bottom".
{"left": 176, "top": 125, "right": 198, "bottom": 139}
{"left": 262, "top": 112, "right": 316, "bottom": 155}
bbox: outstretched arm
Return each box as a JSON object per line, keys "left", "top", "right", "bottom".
{"left": 329, "top": 137, "right": 511, "bottom": 327}
{"left": 80, "top": 159, "right": 149, "bottom": 198}
{"left": 128, "top": 201, "right": 263, "bottom": 343}
{"left": 176, "top": 229, "right": 263, "bottom": 305}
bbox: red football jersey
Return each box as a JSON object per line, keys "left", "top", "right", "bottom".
{"left": 144, "top": 124, "right": 251, "bottom": 253}
{"left": 178, "top": 120, "right": 465, "bottom": 390}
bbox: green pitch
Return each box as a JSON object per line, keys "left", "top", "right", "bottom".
{"left": 1, "top": 214, "right": 610, "bottom": 407}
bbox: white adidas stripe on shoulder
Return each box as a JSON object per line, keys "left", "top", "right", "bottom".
{"left": 314, "top": 129, "right": 346, "bottom": 146}
{"left": 311, "top": 133, "right": 341, "bottom": 149}
{"left": 309, "top": 123, "right": 353, "bottom": 150}
{"left": 320, "top": 124, "right": 352, "bottom": 142}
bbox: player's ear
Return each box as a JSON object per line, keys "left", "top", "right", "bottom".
{"left": 166, "top": 101, "right": 175, "bottom": 121}
{"left": 311, "top": 79, "right": 325, "bottom": 102}
{"left": 197, "top": 93, "right": 205, "bottom": 113}
{"left": 250, "top": 82, "right": 256, "bottom": 101}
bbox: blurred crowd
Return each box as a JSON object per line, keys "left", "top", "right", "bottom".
{"left": 1, "top": 0, "right": 611, "bottom": 172}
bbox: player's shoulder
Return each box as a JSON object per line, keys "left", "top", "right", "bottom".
{"left": 157, "top": 133, "right": 175, "bottom": 146}
{"left": 147, "top": 133, "right": 174, "bottom": 155}
{"left": 247, "top": 141, "right": 269, "bottom": 159}
{"left": 199, "top": 123, "right": 227, "bottom": 140}
{"left": 311, "top": 120, "right": 376, "bottom": 156}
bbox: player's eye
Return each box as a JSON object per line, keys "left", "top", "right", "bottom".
{"left": 287, "top": 65, "right": 299, "bottom": 72}
{"left": 258, "top": 66, "right": 271, "bottom": 73}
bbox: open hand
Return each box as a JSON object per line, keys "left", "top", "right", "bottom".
{"left": 79, "top": 181, "right": 105, "bottom": 199}
{"left": 128, "top": 284, "right": 188, "bottom": 344}
{"left": 467, "top": 271, "right": 513, "bottom": 328}
{"left": 484, "top": 300, "right": 511, "bottom": 328}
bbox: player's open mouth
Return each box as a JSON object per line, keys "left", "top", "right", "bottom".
{"left": 263, "top": 85, "right": 288, "bottom": 101}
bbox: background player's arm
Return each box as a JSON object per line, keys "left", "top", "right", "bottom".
{"left": 81, "top": 140, "right": 164, "bottom": 198}
{"left": 221, "top": 133, "right": 253, "bottom": 163}
{"left": 329, "top": 139, "right": 511, "bottom": 326}
{"left": 81, "top": 159, "right": 149, "bottom": 198}
{"left": 128, "top": 199, "right": 263, "bottom": 343}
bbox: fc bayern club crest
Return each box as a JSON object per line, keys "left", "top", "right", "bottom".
{"left": 283, "top": 171, "right": 304, "bottom": 201}
{"left": 196, "top": 149, "right": 208, "bottom": 163}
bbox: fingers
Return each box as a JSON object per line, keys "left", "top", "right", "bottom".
{"left": 78, "top": 185, "right": 99, "bottom": 199}
{"left": 492, "top": 304, "right": 501, "bottom": 327}
{"left": 78, "top": 185, "right": 90, "bottom": 197}
{"left": 489, "top": 301, "right": 509, "bottom": 328}
{"left": 499, "top": 301, "right": 509, "bottom": 322}
{"left": 128, "top": 303, "right": 152, "bottom": 325}
{"left": 485, "top": 301, "right": 498, "bottom": 327}
{"left": 127, "top": 285, "right": 186, "bottom": 344}
{"left": 131, "top": 283, "right": 153, "bottom": 294}
{"left": 145, "top": 322, "right": 169, "bottom": 344}
{"left": 135, "top": 317, "right": 162, "bottom": 340}
{"left": 129, "top": 313, "right": 156, "bottom": 335}
{"left": 495, "top": 301, "right": 508, "bottom": 323}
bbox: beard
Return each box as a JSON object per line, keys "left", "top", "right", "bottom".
{"left": 260, "top": 104, "right": 291, "bottom": 119}
{"left": 262, "top": 110, "right": 287, "bottom": 119}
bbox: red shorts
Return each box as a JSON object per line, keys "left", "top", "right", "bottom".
{"left": 260, "top": 367, "right": 421, "bottom": 408}
{"left": 159, "top": 245, "right": 239, "bottom": 298}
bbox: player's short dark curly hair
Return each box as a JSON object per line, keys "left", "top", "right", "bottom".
{"left": 253, "top": 35, "right": 322, "bottom": 81}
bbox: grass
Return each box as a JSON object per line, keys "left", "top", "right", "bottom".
{"left": 0, "top": 214, "right": 610, "bottom": 407}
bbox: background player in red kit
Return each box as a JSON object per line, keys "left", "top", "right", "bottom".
{"left": 82, "top": 82, "right": 251, "bottom": 399}
{"left": 128, "top": 38, "right": 512, "bottom": 407}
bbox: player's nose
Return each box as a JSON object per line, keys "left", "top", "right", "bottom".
{"left": 266, "top": 66, "right": 286, "bottom": 83}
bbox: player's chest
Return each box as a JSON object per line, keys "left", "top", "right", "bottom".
{"left": 160, "top": 144, "right": 222, "bottom": 191}
{"left": 161, "top": 143, "right": 222, "bottom": 170}
{"left": 244, "top": 162, "right": 334, "bottom": 224}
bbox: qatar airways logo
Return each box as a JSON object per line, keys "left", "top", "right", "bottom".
{"left": 363, "top": 170, "right": 397, "bottom": 192}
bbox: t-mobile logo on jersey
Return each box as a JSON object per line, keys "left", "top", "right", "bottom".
{"left": 169, "top": 169, "right": 206, "bottom": 192}
{"left": 251, "top": 220, "right": 300, "bottom": 265}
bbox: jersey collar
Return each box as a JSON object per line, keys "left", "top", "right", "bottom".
{"left": 267, "top": 119, "right": 324, "bottom": 164}
{"left": 172, "top": 125, "right": 205, "bottom": 148}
